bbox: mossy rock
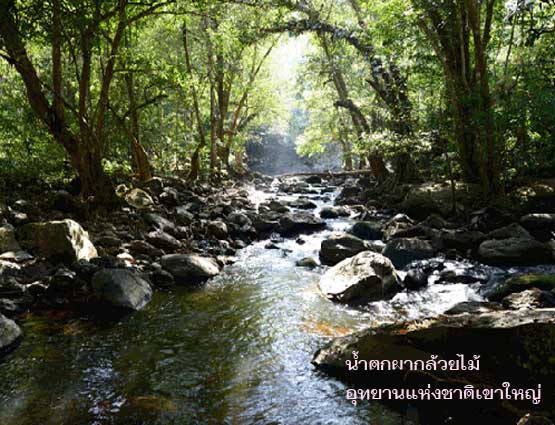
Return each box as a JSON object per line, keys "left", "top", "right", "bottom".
{"left": 488, "top": 274, "right": 555, "bottom": 302}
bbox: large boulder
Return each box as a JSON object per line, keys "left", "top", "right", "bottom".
{"left": 520, "top": 213, "right": 555, "bottom": 241}
{"left": 319, "top": 233, "right": 371, "bottom": 266}
{"left": 382, "top": 238, "right": 435, "bottom": 268}
{"left": 125, "top": 188, "right": 154, "bottom": 209}
{"left": 382, "top": 214, "right": 414, "bottom": 241}
{"left": 313, "top": 308, "right": 555, "bottom": 422}
{"left": 18, "top": 220, "right": 97, "bottom": 264}
{"left": 0, "top": 313, "right": 22, "bottom": 352}
{"left": 348, "top": 221, "right": 383, "bottom": 240}
{"left": 435, "top": 229, "right": 485, "bottom": 252}
{"left": 161, "top": 254, "right": 221, "bottom": 284}
{"left": 0, "top": 224, "right": 21, "bottom": 254}
{"left": 91, "top": 269, "right": 152, "bottom": 311}
{"left": 278, "top": 213, "right": 326, "bottom": 236}
{"left": 318, "top": 251, "right": 401, "bottom": 304}
{"left": 478, "top": 238, "right": 553, "bottom": 266}
{"left": 512, "top": 179, "right": 555, "bottom": 213}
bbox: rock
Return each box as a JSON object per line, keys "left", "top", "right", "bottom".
{"left": 305, "top": 175, "right": 322, "bottom": 184}
{"left": 128, "top": 240, "right": 164, "bottom": 257}
{"left": 437, "top": 265, "right": 490, "bottom": 285}
{"left": 160, "top": 254, "right": 220, "bottom": 284}
{"left": 18, "top": 220, "right": 97, "bottom": 264}
{"left": 319, "top": 233, "right": 370, "bottom": 266}
{"left": 520, "top": 213, "right": 555, "bottom": 241}
{"left": 207, "top": 221, "right": 228, "bottom": 240}
{"left": 444, "top": 301, "right": 502, "bottom": 315}
{"left": 419, "top": 214, "right": 453, "bottom": 230}
{"left": 146, "top": 231, "right": 182, "bottom": 251}
{"left": 320, "top": 207, "right": 339, "bottom": 219}
{"left": 383, "top": 214, "right": 414, "bottom": 241}
{"left": 512, "top": 179, "right": 555, "bottom": 213}
{"left": 382, "top": 238, "right": 435, "bottom": 268}
{"left": 436, "top": 229, "right": 485, "bottom": 252}
{"left": 486, "top": 223, "right": 532, "bottom": 240}
{"left": 48, "top": 266, "right": 82, "bottom": 292}
{"left": 517, "top": 414, "right": 554, "bottom": 425}
{"left": 174, "top": 206, "right": 195, "bottom": 226}
{"left": 403, "top": 267, "right": 429, "bottom": 290}
{"left": 488, "top": 274, "right": 555, "bottom": 302}
{"left": 264, "top": 242, "right": 280, "bottom": 250}
{"left": 148, "top": 270, "right": 175, "bottom": 288}
{"left": 470, "top": 207, "right": 516, "bottom": 232}
{"left": 318, "top": 251, "right": 401, "bottom": 304}
{"left": 252, "top": 215, "right": 279, "bottom": 233}
{"left": 348, "top": 221, "right": 383, "bottom": 240}
{"left": 278, "top": 213, "right": 326, "bottom": 236}
{"left": 478, "top": 238, "right": 553, "bottom": 266}
{"left": 144, "top": 213, "right": 176, "bottom": 233}
{"left": 95, "top": 235, "right": 122, "bottom": 248}
{"left": 502, "top": 288, "right": 555, "bottom": 310}
{"left": 335, "top": 186, "right": 361, "bottom": 205}
{"left": 288, "top": 198, "right": 317, "bottom": 210}
{"left": 125, "top": 188, "right": 154, "bottom": 209}
{"left": 142, "top": 177, "right": 164, "bottom": 196}
{"left": 0, "top": 313, "right": 22, "bottom": 352}
{"left": 0, "top": 224, "right": 21, "bottom": 253}
{"left": 91, "top": 269, "right": 152, "bottom": 311}
{"left": 227, "top": 212, "right": 251, "bottom": 227}
{"left": 296, "top": 257, "right": 319, "bottom": 268}
{"left": 159, "top": 187, "right": 180, "bottom": 206}
{"left": 312, "top": 308, "right": 555, "bottom": 420}
{"left": 51, "top": 190, "right": 82, "bottom": 214}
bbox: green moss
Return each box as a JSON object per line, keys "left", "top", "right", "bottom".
{"left": 488, "top": 274, "right": 555, "bottom": 301}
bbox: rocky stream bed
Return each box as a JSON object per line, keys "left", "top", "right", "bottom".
{"left": 1, "top": 174, "right": 555, "bottom": 424}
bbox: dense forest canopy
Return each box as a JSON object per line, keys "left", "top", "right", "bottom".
{"left": 0, "top": 0, "right": 554, "bottom": 202}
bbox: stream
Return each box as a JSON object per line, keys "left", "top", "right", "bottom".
{"left": 0, "top": 179, "right": 552, "bottom": 425}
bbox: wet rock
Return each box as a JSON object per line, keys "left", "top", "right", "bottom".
{"left": 488, "top": 274, "right": 555, "bottom": 302}
{"left": 0, "top": 313, "right": 22, "bottom": 352}
{"left": 437, "top": 264, "right": 489, "bottom": 285}
{"left": 478, "top": 238, "right": 553, "bottom": 266}
{"left": 278, "top": 213, "right": 326, "bottom": 236}
{"left": 262, "top": 200, "right": 289, "bottom": 213}
{"left": 320, "top": 207, "right": 339, "bottom": 219}
{"left": 382, "top": 238, "right": 435, "bottom": 268}
{"left": 18, "top": 220, "right": 97, "bottom": 265}
{"left": 125, "top": 188, "right": 154, "bottom": 209}
{"left": 502, "top": 288, "right": 555, "bottom": 310}
{"left": 383, "top": 214, "right": 414, "bottom": 241}
{"left": 146, "top": 231, "right": 182, "bottom": 251}
{"left": 318, "top": 251, "right": 401, "bottom": 304}
{"left": 403, "top": 267, "right": 429, "bottom": 290}
{"left": 288, "top": 198, "right": 317, "bottom": 210}
{"left": 296, "top": 257, "right": 319, "bottom": 268}
{"left": 0, "top": 224, "right": 21, "bottom": 253}
{"left": 264, "top": 242, "right": 280, "bottom": 250}
{"left": 252, "top": 214, "right": 279, "bottom": 234}
{"left": 161, "top": 254, "right": 220, "bottom": 284}
{"left": 348, "top": 221, "right": 383, "bottom": 240}
{"left": 335, "top": 186, "right": 361, "bottom": 205}
{"left": 207, "top": 221, "right": 228, "bottom": 240}
{"left": 320, "top": 233, "right": 371, "bottom": 266}
{"left": 91, "top": 269, "right": 152, "bottom": 311}
{"left": 445, "top": 301, "right": 502, "bottom": 315}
